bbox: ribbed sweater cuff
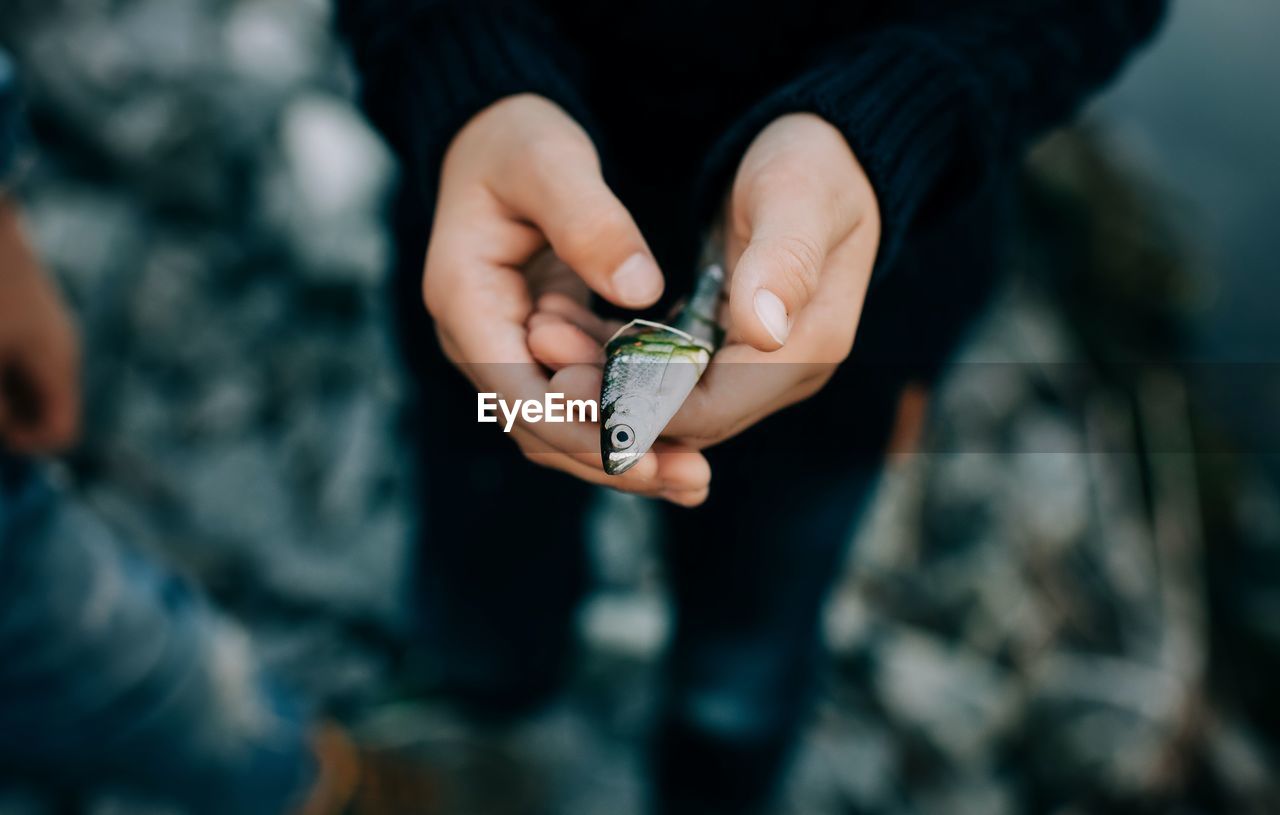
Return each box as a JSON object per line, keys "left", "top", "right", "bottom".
{"left": 345, "top": 3, "right": 594, "bottom": 206}
{"left": 697, "top": 30, "right": 985, "bottom": 282}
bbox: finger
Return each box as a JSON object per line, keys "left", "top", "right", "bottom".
{"left": 527, "top": 317, "right": 604, "bottom": 371}
{"left": 522, "top": 365, "right": 711, "bottom": 494}
{"left": 728, "top": 176, "right": 850, "bottom": 352}
{"left": 662, "top": 346, "right": 814, "bottom": 447}
{"left": 468, "top": 353, "right": 713, "bottom": 493}
{"left": 660, "top": 486, "right": 710, "bottom": 508}
{"left": 662, "top": 226, "right": 874, "bottom": 449}
{"left": 545, "top": 364, "right": 658, "bottom": 476}
{"left": 424, "top": 169, "right": 664, "bottom": 475}
{"left": 1, "top": 358, "right": 80, "bottom": 453}
{"left": 669, "top": 348, "right": 767, "bottom": 442}
{"left": 524, "top": 249, "right": 591, "bottom": 306}
{"left": 26, "top": 333, "right": 82, "bottom": 449}
{"left": 493, "top": 144, "right": 663, "bottom": 308}
{"left": 425, "top": 221, "right": 609, "bottom": 458}
{"left": 517, "top": 444, "right": 707, "bottom": 506}
{"left": 649, "top": 440, "right": 712, "bottom": 497}
{"left": 444, "top": 314, "right": 581, "bottom": 456}
{"left": 525, "top": 311, "right": 562, "bottom": 333}
{"left": 546, "top": 442, "right": 710, "bottom": 498}
{"left": 510, "top": 421, "right": 711, "bottom": 495}
{"left": 511, "top": 426, "right": 661, "bottom": 488}
{"left": 535, "top": 292, "right": 618, "bottom": 344}
{"left": 483, "top": 362, "right": 652, "bottom": 477}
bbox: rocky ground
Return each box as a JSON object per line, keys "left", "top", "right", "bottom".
{"left": 1, "top": 1, "right": 1278, "bottom": 813}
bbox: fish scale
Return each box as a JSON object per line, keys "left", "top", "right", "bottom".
{"left": 599, "top": 253, "right": 726, "bottom": 475}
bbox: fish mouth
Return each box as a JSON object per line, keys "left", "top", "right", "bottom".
{"left": 603, "top": 450, "right": 642, "bottom": 476}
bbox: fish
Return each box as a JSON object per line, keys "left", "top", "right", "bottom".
{"left": 600, "top": 245, "right": 726, "bottom": 475}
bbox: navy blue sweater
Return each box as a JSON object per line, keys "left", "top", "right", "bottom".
{"left": 339, "top": 1, "right": 1164, "bottom": 278}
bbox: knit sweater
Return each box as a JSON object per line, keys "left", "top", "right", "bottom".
{"left": 337, "top": 0, "right": 1164, "bottom": 289}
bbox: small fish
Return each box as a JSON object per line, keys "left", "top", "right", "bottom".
{"left": 600, "top": 246, "right": 725, "bottom": 475}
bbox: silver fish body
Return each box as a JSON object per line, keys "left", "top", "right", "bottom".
{"left": 600, "top": 260, "right": 725, "bottom": 475}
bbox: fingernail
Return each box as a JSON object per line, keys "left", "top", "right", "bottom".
{"left": 754, "top": 288, "right": 791, "bottom": 345}
{"left": 612, "top": 253, "right": 663, "bottom": 304}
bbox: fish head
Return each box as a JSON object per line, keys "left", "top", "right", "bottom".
{"left": 599, "top": 320, "right": 713, "bottom": 476}
{"left": 601, "top": 393, "right": 663, "bottom": 475}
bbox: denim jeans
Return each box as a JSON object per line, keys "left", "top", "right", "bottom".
{"left": 0, "top": 454, "right": 314, "bottom": 814}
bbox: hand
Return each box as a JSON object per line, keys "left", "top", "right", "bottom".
{"left": 527, "top": 113, "right": 880, "bottom": 453}
{"left": 666, "top": 112, "right": 881, "bottom": 447}
{"left": 0, "top": 200, "right": 81, "bottom": 453}
{"left": 424, "top": 94, "right": 711, "bottom": 505}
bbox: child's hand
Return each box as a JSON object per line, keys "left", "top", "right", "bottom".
{"left": 527, "top": 114, "right": 880, "bottom": 456}
{"left": 663, "top": 113, "right": 881, "bottom": 448}
{"left": 0, "top": 200, "right": 81, "bottom": 454}
{"left": 424, "top": 94, "right": 711, "bottom": 504}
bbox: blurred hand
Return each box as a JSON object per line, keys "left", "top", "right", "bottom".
{"left": 424, "top": 94, "right": 711, "bottom": 505}
{"left": 0, "top": 199, "right": 81, "bottom": 453}
{"left": 527, "top": 113, "right": 880, "bottom": 454}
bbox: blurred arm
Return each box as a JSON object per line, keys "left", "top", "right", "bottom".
{"left": 0, "top": 48, "right": 80, "bottom": 453}
{"left": 697, "top": 0, "right": 1169, "bottom": 279}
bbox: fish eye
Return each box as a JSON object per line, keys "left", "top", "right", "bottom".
{"left": 610, "top": 424, "right": 635, "bottom": 450}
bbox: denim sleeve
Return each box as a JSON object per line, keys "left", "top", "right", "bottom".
{"left": 0, "top": 454, "right": 315, "bottom": 814}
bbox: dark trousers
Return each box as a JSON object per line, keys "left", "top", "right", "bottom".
{"left": 391, "top": 178, "right": 1000, "bottom": 813}
{"left": 402, "top": 333, "right": 901, "bottom": 813}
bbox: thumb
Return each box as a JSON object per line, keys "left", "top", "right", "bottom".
{"left": 729, "top": 206, "right": 838, "bottom": 351}
{"left": 495, "top": 142, "right": 663, "bottom": 309}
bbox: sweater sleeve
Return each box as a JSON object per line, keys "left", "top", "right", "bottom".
{"left": 697, "top": 0, "right": 1168, "bottom": 279}
{"left": 335, "top": 0, "right": 593, "bottom": 208}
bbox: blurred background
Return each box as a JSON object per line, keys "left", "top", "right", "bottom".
{"left": 1, "top": 0, "right": 1278, "bottom": 812}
